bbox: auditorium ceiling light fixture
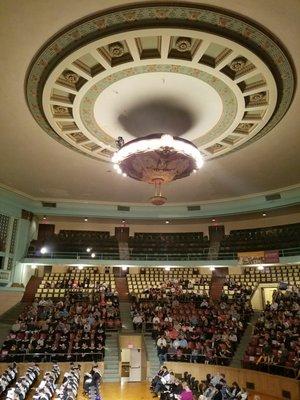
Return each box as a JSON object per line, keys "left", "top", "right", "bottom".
{"left": 262, "top": 213, "right": 267, "bottom": 217}
{"left": 40, "top": 247, "right": 48, "bottom": 255}
{"left": 84, "top": 217, "right": 88, "bottom": 222}
{"left": 91, "top": 252, "right": 96, "bottom": 258}
{"left": 112, "top": 134, "right": 204, "bottom": 205}
{"left": 86, "top": 247, "right": 92, "bottom": 253}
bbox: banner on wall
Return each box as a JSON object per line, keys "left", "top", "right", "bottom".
{"left": 238, "top": 251, "right": 265, "bottom": 265}
{"left": 238, "top": 250, "right": 280, "bottom": 265}
{"left": 264, "top": 250, "right": 280, "bottom": 263}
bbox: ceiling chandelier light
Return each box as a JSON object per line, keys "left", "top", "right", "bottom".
{"left": 112, "top": 134, "right": 204, "bottom": 205}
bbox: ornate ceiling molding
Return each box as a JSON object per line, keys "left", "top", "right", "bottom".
{"left": 26, "top": 3, "right": 295, "bottom": 162}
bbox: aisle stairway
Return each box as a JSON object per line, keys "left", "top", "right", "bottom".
{"left": 210, "top": 275, "right": 226, "bottom": 301}
{"left": 0, "top": 302, "right": 28, "bottom": 345}
{"left": 144, "top": 334, "right": 160, "bottom": 379}
{"left": 21, "top": 276, "right": 42, "bottom": 303}
{"left": 230, "top": 311, "right": 260, "bottom": 368}
{"left": 119, "top": 301, "right": 133, "bottom": 331}
{"left": 115, "top": 277, "right": 129, "bottom": 301}
{"left": 103, "top": 333, "right": 121, "bottom": 382}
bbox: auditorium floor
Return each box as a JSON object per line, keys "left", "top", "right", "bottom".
{"left": 79, "top": 381, "right": 279, "bottom": 400}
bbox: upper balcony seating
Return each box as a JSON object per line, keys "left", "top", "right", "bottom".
{"left": 128, "top": 232, "right": 209, "bottom": 258}
{"left": 127, "top": 268, "right": 211, "bottom": 299}
{"left": 35, "top": 269, "right": 116, "bottom": 299}
{"left": 28, "top": 230, "right": 119, "bottom": 255}
{"left": 219, "top": 223, "right": 300, "bottom": 255}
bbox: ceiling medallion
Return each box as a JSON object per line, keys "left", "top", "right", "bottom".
{"left": 26, "top": 3, "right": 295, "bottom": 165}
{"left": 175, "top": 37, "right": 192, "bottom": 52}
{"left": 112, "top": 134, "right": 204, "bottom": 205}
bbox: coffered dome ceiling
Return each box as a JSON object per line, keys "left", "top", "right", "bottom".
{"left": 26, "top": 3, "right": 293, "bottom": 163}
{"left": 0, "top": 0, "right": 299, "bottom": 206}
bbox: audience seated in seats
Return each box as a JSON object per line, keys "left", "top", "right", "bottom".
{"left": 56, "top": 364, "right": 80, "bottom": 400}
{"left": 1, "top": 289, "right": 121, "bottom": 363}
{"left": 83, "top": 365, "right": 102, "bottom": 398}
{"left": 33, "top": 363, "right": 60, "bottom": 400}
{"left": 243, "top": 286, "right": 300, "bottom": 378}
{"left": 6, "top": 364, "right": 40, "bottom": 400}
{"left": 150, "top": 367, "right": 248, "bottom": 400}
{"left": 0, "top": 363, "right": 17, "bottom": 395}
{"left": 131, "top": 279, "right": 252, "bottom": 366}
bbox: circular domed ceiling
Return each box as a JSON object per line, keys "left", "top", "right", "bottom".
{"left": 26, "top": 3, "right": 294, "bottom": 164}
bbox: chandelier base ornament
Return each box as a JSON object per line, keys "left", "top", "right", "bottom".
{"left": 112, "top": 133, "right": 204, "bottom": 205}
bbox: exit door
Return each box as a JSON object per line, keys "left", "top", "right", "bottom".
{"left": 129, "top": 348, "right": 141, "bottom": 381}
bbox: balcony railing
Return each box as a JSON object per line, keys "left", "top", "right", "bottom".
{"left": 24, "top": 246, "right": 300, "bottom": 262}
{"left": 0, "top": 351, "right": 104, "bottom": 363}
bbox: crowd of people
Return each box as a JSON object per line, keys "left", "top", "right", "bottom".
{"left": 6, "top": 364, "right": 40, "bottom": 400}
{"left": 44, "top": 276, "right": 112, "bottom": 291}
{"left": 0, "top": 289, "right": 121, "bottom": 363}
{"left": 243, "top": 287, "right": 300, "bottom": 377}
{"left": 150, "top": 366, "right": 248, "bottom": 399}
{"left": 131, "top": 279, "right": 253, "bottom": 366}
{"left": 33, "top": 363, "right": 60, "bottom": 400}
{"left": 56, "top": 365, "right": 81, "bottom": 400}
{"left": 1, "top": 362, "right": 101, "bottom": 400}
{"left": 0, "top": 363, "right": 17, "bottom": 395}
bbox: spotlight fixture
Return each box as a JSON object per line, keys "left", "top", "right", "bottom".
{"left": 43, "top": 216, "right": 47, "bottom": 220}
{"left": 165, "top": 220, "right": 170, "bottom": 224}
{"left": 84, "top": 217, "right": 88, "bottom": 222}
{"left": 86, "top": 247, "right": 92, "bottom": 253}
{"left": 262, "top": 213, "right": 267, "bottom": 217}
{"left": 91, "top": 252, "right": 96, "bottom": 258}
{"left": 40, "top": 247, "right": 48, "bottom": 254}
{"left": 212, "top": 218, "right": 216, "bottom": 222}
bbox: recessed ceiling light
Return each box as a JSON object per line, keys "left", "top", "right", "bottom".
{"left": 43, "top": 216, "right": 47, "bottom": 220}
{"left": 212, "top": 218, "right": 216, "bottom": 222}
{"left": 262, "top": 213, "right": 267, "bottom": 217}
{"left": 84, "top": 217, "right": 88, "bottom": 222}
{"left": 40, "top": 247, "right": 48, "bottom": 254}
{"left": 165, "top": 220, "right": 170, "bottom": 224}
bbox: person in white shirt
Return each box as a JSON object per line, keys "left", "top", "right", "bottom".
{"left": 156, "top": 336, "right": 167, "bottom": 348}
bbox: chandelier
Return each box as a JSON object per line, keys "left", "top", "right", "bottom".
{"left": 112, "top": 134, "right": 204, "bottom": 205}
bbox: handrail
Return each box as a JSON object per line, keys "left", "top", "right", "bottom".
{"left": 24, "top": 246, "right": 300, "bottom": 261}
{"left": 0, "top": 351, "right": 104, "bottom": 363}
{"left": 242, "top": 360, "right": 298, "bottom": 379}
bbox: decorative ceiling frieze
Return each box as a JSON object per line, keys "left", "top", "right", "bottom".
{"left": 26, "top": 3, "right": 295, "bottom": 163}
